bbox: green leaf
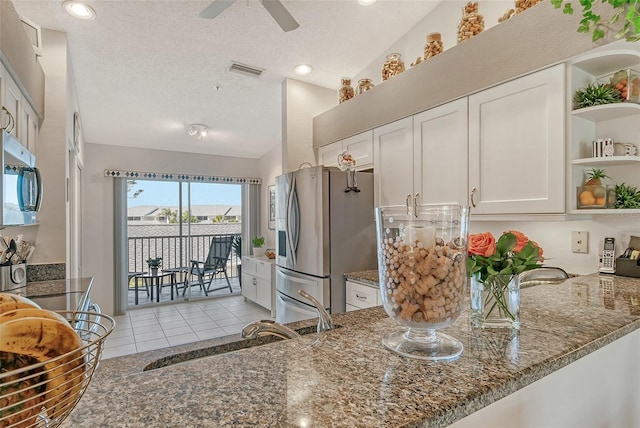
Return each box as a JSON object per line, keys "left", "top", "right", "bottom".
{"left": 578, "top": 23, "right": 591, "bottom": 32}
{"left": 593, "top": 28, "right": 606, "bottom": 40}
{"left": 496, "top": 233, "right": 517, "bottom": 255}
{"left": 551, "top": 0, "right": 564, "bottom": 8}
{"left": 563, "top": 3, "right": 575, "bottom": 14}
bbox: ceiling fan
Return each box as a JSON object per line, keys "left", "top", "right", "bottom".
{"left": 200, "top": 0, "right": 300, "bottom": 32}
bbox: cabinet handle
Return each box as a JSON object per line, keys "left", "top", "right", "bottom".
{"left": 406, "top": 194, "right": 411, "bottom": 215}
{"left": 414, "top": 193, "right": 420, "bottom": 217}
{"left": 355, "top": 293, "right": 367, "bottom": 301}
{"left": 252, "top": 278, "right": 257, "bottom": 285}
{"left": 470, "top": 187, "right": 477, "bottom": 208}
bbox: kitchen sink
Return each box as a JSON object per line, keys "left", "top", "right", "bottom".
{"left": 143, "top": 324, "right": 341, "bottom": 372}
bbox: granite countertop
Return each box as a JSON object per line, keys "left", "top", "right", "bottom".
{"left": 345, "top": 269, "right": 379, "bottom": 287}
{"left": 22, "top": 277, "right": 93, "bottom": 298}
{"left": 61, "top": 273, "right": 640, "bottom": 427}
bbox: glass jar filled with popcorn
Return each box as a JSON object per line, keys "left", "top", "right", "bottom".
{"left": 375, "top": 204, "right": 469, "bottom": 361}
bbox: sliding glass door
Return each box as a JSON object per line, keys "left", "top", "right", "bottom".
{"left": 125, "top": 179, "right": 242, "bottom": 308}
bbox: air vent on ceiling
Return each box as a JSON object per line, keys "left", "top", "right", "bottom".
{"left": 228, "top": 61, "right": 264, "bottom": 78}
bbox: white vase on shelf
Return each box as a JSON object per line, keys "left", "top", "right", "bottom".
{"left": 252, "top": 247, "right": 263, "bottom": 257}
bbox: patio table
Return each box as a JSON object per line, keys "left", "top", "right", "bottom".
{"left": 135, "top": 271, "right": 174, "bottom": 303}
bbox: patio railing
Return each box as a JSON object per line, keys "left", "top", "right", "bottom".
{"left": 127, "top": 233, "right": 241, "bottom": 280}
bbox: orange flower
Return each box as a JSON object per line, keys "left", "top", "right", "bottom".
{"left": 504, "top": 230, "right": 529, "bottom": 253}
{"left": 468, "top": 232, "right": 496, "bottom": 257}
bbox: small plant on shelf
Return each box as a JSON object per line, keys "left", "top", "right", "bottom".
{"left": 615, "top": 183, "right": 640, "bottom": 209}
{"left": 251, "top": 236, "right": 265, "bottom": 257}
{"left": 251, "top": 236, "right": 265, "bottom": 248}
{"left": 573, "top": 82, "right": 623, "bottom": 109}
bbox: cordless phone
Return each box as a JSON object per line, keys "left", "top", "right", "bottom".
{"left": 599, "top": 237, "right": 616, "bottom": 274}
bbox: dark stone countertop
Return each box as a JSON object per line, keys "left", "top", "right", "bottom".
{"left": 60, "top": 273, "right": 640, "bottom": 427}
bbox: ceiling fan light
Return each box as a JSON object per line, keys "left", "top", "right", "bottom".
{"left": 63, "top": 1, "right": 96, "bottom": 20}
{"left": 357, "top": 0, "right": 377, "bottom": 5}
{"left": 188, "top": 124, "right": 209, "bottom": 140}
{"left": 293, "top": 64, "right": 313, "bottom": 76}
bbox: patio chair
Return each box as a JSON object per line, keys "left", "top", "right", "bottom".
{"left": 186, "top": 236, "right": 235, "bottom": 296}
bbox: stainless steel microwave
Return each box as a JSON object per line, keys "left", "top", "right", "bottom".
{"left": 1, "top": 131, "right": 43, "bottom": 226}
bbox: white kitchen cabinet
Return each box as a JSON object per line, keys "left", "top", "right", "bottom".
{"left": 241, "top": 256, "right": 275, "bottom": 317}
{"left": 1, "top": 64, "right": 21, "bottom": 139}
{"left": 468, "top": 64, "right": 565, "bottom": 214}
{"left": 346, "top": 280, "right": 380, "bottom": 311}
{"left": 317, "top": 140, "right": 342, "bottom": 168}
{"left": 317, "top": 130, "right": 373, "bottom": 171}
{"left": 374, "top": 100, "right": 467, "bottom": 209}
{"left": 20, "top": 100, "right": 38, "bottom": 155}
{"left": 1, "top": 63, "right": 39, "bottom": 152}
{"left": 568, "top": 44, "right": 640, "bottom": 215}
{"left": 373, "top": 116, "right": 414, "bottom": 207}
{"left": 413, "top": 98, "right": 468, "bottom": 206}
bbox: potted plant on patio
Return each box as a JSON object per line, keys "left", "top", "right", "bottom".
{"left": 232, "top": 235, "right": 242, "bottom": 286}
{"left": 146, "top": 257, "right": 162, "bottom": 276}
{"left": 251, "top": 236, "right": 265, "bottom": 257}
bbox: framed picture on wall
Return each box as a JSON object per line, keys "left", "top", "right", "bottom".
{"left": 268, "top": 185, "right": 276, "bottom": 230}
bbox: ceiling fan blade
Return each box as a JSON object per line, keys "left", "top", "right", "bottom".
{"left": 260, "top": 0, "right": 300, "bottom": 32}
{"left": 199, "top": 0, "right": 236, "bottom": 19}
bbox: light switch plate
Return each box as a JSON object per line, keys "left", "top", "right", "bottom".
{"left": 572, "top": 231, "right": 588, "bottom": 253}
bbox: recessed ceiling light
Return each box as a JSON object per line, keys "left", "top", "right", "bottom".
{"left": 293, "top": 64, "right": 313, "bottom": 76}
{"left": 188, "top": 124, "right": 208, "bottom": 140}
{"left": 357, "top": 0, "right": 377, "bottom": 6}
{"left": 63, "top": 1, "right": 96, "bottom": 20}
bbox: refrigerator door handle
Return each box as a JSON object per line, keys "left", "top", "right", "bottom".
{"left": 286, "top": 176, "right": 297, "bottom": 266}
{"left": 292, "top": 185, "right": 300, "bottom": 253}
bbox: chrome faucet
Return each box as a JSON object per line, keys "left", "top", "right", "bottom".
{"left": 298, "top": 289, "right": 333, "bottom": 333}
{"left": 241, "top": 319, "right": 301, "bottom": 340}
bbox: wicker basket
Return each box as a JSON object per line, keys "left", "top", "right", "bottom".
{"left": 0, "top": 311, "right": 114, "bottom": 428}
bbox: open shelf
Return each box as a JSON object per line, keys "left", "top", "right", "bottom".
{"left": 571, "top": 50, "right": 640, "bottom": 76}
{"left": 572, "top": 103, "right": 640, "bottom": 121}
{"left": 572, "top": 156, "right": 640, "bottom": 167}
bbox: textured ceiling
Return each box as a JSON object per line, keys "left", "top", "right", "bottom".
{"left": 13, "top": 0, "right": 441, "bottom": 159}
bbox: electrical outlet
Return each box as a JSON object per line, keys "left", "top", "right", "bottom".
{"left": 572, "top": 231, "right": 588, "bottom": 254}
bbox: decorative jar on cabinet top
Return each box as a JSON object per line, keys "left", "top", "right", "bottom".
{"left": 423, "top": 32, "right": 443, "bottom": 60}
{"left": 356, "top": 78, "right": 375, "bottom": 95}
{"left": 338, "top": 77, "right": 355, "bottom": 104}
{"left": 381, "top": 53, "right": 405, "bottom": 81}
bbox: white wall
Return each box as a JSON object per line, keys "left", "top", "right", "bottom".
{"left": 258, "top": 142, "right": 283, "bottom": 249}
{"left": 82, "top": 143, "right": 260, "bottom": 315}
{"left": 282, "top": 79, "right": 335, "bottom": 172}
{"left": 355, "top": 0, "right": 515, "bottom": 85}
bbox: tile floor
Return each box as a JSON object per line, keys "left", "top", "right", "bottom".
{"left": 104, "top": 294, "right": 273, "bottom": 360}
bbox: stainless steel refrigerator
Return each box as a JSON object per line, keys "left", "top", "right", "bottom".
{"left": 275, "top": 165, "right": 376, "bottom": 324}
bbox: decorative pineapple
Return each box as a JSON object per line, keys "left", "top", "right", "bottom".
{"left": 573, "top": 83, "right": 623, "bottom": 109}
{"left": 580, "top": 168, "right": 610, "bottom": 207}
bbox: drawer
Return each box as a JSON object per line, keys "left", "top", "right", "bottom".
{"left": 242, "top": 257, "right": 257, "bottom": 275}
{"left": 255, "top": 260, "right": 272, "bottom": 281}
{"left": 346, "top": 303, "right": 360, "bottom": 312}
{"left": 346, "top": 280, "right": 379, "bottom": 309}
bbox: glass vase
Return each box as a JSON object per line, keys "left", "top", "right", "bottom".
{"left": 470, "top": 274, "right": 520, "bottom": 329}
{"left": 376, "top": 204, "right": 469, "bottom": 361}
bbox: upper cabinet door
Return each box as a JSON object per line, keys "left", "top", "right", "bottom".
{"left": 373, "top": 117, "right": 414, "bottom": 207}
{"left": 317, "top": 140, "right": 343, "bottom": 169}
{"left": 413, "top": 98, "right": 468, "bottom": 206}
{"left": 342, "top": 130, "right": 373, "bottom": 171}
{"left": 468, "top": 64, "right": 565, "bottom": 214}
{"left": 21, "top": 101, "right": 38, "bottom": 155}
{"left": 3, "top": 69, "right": 22, "bottom": 139}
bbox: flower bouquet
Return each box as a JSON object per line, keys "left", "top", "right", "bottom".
{"left": 467, "top": 230, "right": 543, "bottom": 328}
